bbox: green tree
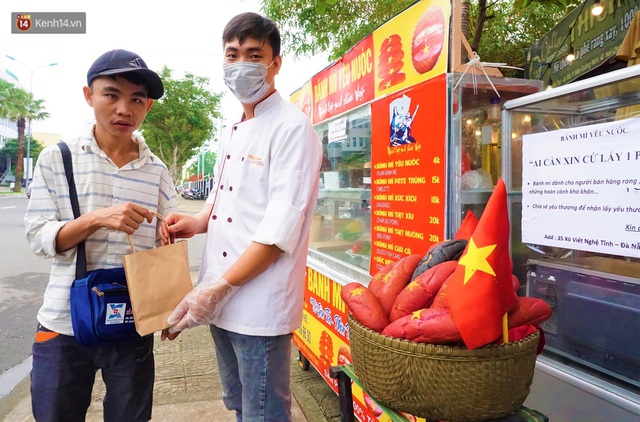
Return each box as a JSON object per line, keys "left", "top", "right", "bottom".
{"left": 142, "top": 67, "right": 222, "bottom": 182}
{"left": 262, "top": 0, "right": 416, "bottom": 60}
{"left": 0, "top": 138, "right": 45, "bottom": 173}
{"left": 470, "top": 0, "right": 579, "bottom": 75}
{"left": 187, "top": 150, "right": 218, "bottom": 180}
{"left": 0, "top": 79, "right": 49, "bottom": 192}
{"left": 261, "top": 0, "right": 578, "bottom": 68}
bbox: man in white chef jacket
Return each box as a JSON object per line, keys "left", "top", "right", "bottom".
{"left": 160, "top": 12, "right": 322, "bottom": 422}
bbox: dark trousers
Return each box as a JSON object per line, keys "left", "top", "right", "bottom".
{"left": 30, "top": 324, "right": 154, "bottom": 422}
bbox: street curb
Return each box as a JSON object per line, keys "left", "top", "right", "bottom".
{"left": 291, "top": 377, "right": 331, "bottom": 422}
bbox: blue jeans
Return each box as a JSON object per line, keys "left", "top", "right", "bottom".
{"left": 210, "top": 325, "right": 293, "bottom": 422}
{"left": 30, "top": 324, "right": 154, "bottom": 422}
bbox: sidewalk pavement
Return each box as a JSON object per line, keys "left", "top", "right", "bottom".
{"left": 0, "top": 325, "right": 337, "bottom": 422}
{"left": 0, "top": 195, "right": 342, "bottom": 422}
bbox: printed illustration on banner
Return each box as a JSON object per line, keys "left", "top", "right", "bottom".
{"left": 291, "top": 80, "right": 313, "bottom": 120}
{"left": 411, "top": 6, "right": 446, "bottom": 75}
{"left": 389, "top": 94, "right": 419, "bottom": 146}
{"left": 373, "top": 0, "right": 450, "bottom": 97}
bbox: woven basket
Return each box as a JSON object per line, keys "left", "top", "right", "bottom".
{"left": 348, "top": 314, "right": 540, "bottom": 422}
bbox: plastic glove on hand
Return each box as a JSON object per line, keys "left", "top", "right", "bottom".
{"left": 167, "top": 277, "right": 239, "bottom": 333}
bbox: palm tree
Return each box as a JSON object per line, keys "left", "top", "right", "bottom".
{"left": 0, "top": 82, "right": 49, "bottom": 192}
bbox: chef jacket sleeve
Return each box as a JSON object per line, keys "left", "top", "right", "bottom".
{"left": 252, "top": 117, "right": 322, "bottom": 254}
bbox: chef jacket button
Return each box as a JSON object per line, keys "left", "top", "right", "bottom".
{"left": 220, "top": 185, "right": 224, "bottom": 190}
{"left": 241, "top": 157, "right": 245, "bottom": 161}
{"left": 223, "top": 251, "right": 227, "bottom": 257}
{"left": 229, "top": 186, "right": 233, "bottom": 191}
{"left": 212, "top": 215, "right": 218, "bottom": 220}
{"left": 233, "top": 126, "right": 237, "bottom": 131}
{"left": 227, "top": 154, "right": 231, "bottom": 159}
{"left": 227, "top": 217, "right": 232, "bottom": 223}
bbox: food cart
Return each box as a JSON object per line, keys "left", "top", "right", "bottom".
{"left": 501, "top": 64, "right": 640, "bottom": 422}
{"left": 289, "top": 0, "right": 550, "bottom": 420}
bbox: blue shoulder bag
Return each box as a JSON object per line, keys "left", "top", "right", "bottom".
{"left": 59, "top": 142, "right": 141, "bottom": 347}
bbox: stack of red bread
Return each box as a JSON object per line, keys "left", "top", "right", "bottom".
{"left": 341, "top": 212, "right": 552, "bottom": 347}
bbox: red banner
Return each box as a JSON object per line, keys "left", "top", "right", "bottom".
{"left": 312, "top": 35, "right": 375, "bottom": 124}
{"left": 369, "top": 75, "right": 447, "bottom": 274}
{"left": 292, "top": 268, "right": 349, "bottom": 391}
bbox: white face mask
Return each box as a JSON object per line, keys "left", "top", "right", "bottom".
{"left": 223, "top": 62, "right": 273, "bottom": 104}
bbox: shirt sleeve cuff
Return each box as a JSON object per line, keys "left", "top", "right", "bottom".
{"left": 253, "top": 200, "right": 304, "bottom": 254}
{"left": 40, "top": 221, "right": 71, "bottom": 258}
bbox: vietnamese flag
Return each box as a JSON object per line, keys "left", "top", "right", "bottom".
{"left": 447, "top": 179, "right": 516, "bottom": 349}
{"left": 453, "top": 209, "right": 478, "bottom": 241}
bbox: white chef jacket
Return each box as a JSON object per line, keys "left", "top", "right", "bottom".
{"left": 200, "top": 91, "right": 322, "bottom": 336}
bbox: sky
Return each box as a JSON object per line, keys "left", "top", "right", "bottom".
{"left": 0, "top": 0, "right": 329, "bottom": 142}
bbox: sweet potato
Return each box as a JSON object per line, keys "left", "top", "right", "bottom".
{"left": 340, "top": 282, "right": 389, "bottom": 332}
{"left": 376, "top": 254, "right": 423, "bottom": 316}
{"left": 389, "top": 260, "right": 458, "bottom": 321}
{"left": 508, "top": 296, "right": 552, "bottom": 328}
{"left": 382, "top": 308, "right": 462, "bottom": 344}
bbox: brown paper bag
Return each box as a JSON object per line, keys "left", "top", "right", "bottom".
{"left": 122, "top": 214, "right": 193, "bottom": 336}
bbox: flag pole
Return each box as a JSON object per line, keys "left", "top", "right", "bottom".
{"left": 502, "top": 313, "right": 509, "bottom": 343}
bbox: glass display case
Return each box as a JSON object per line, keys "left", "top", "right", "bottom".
{"left": 448, "top": 73, "right": 542, "bottom": 240}
{"left": 502, "top": 65, "right": 640, "bottom": 396}
{"left": 309, "top": 105, "right": 372, "bottom": 278}
{"left": 309, "top": 75, "right": 544, "bottom": 280}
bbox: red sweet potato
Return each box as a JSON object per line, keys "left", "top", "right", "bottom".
{"left": 389, "top": 260, "right": 458, "bottom": 321}
{"left": 382, "top": 308, "right": 462, "bottom": 344}
{"left": 508, "top": 296, "right": 552, "bottom": 328}
{"left": 376, "top": 254, "right": 423, "bottom": 316}
{"left": 341, "top": 282, "right": 389, "bottom": 332}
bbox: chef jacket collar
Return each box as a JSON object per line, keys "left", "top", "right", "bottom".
{"left": 240, "top": 91, "right": 282, "bottom": 122}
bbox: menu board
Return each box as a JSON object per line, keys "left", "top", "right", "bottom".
{"left": 369, "top": 75, "right": 448, "bottom": 272}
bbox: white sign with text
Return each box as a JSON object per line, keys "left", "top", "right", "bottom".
{"left": 522, "top": 118, "right": 640, "bottom": 258}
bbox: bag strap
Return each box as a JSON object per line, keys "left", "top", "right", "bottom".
{"left": 58, "top": 142, "right": 87, "bottom": 279}
{"left": 126, "top": 212, "right": 170, "bottom": 253}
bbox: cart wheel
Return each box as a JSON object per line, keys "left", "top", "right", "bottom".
{"left": 298, "top": 350, "right": 310, "bottom": 371}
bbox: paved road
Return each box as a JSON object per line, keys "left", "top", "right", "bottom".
{"left": 0, "top": 195, "right": 207, "bottom": 379}
{"left": 0, "top": 196, "right": 51, "bottom": 379}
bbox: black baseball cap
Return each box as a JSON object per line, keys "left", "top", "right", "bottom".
{"left": 87, "top": 49, "right": 164, "bottom": 99}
